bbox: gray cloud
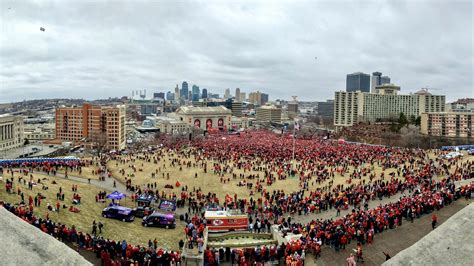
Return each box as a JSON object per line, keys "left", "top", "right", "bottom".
{"left": 0, "top": 0, "right": 472, "bottom": 103}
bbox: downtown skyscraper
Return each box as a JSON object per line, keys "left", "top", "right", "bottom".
{"left": 181, "top": 81, "right": 189, "bottom": 100}
{"left": 192, "top": 84, "right": 200, "bottom": 101}
{"left": 346, "top": 72, "right": 370, "bottom": 92}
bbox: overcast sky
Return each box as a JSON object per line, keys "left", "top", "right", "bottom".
{"left": 0, "top": 0, "right": 472, "bottom": 103}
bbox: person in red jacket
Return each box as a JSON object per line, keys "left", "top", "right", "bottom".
{"left": 340, "top": 234, "right": 347, "bottom": 249}
{"left": 432, "top": 214, "right": 438, "bottom": 229}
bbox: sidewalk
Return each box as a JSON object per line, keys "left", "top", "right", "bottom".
{"left": 24, "top": 169, "right": 130, "bottom": 196}
{"left": 312, "top": 198, "right": 473, "bottom": 266}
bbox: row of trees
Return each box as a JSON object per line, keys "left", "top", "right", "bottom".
{"left": 389, "top": 113, "right": 421, "bottom": 132}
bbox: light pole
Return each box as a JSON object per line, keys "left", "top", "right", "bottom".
{"left": 291, "top": 96, "right": 299, "bottom": 172}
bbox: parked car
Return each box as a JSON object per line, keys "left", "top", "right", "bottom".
{"left": 136, "top": 194, "right": 155, "bottom": 207}
{"left": 102, "top": 206, "right": 135, "bottom": 222}
{"left": 133, "top": 206, "right": 155, "bottom": 218}
{"left": 440, "top": 151, "right": 463, "bottom": 159}
{"left": 142, "top": 212, "right": 176, "bottom": 228}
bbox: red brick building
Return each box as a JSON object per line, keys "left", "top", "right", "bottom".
{"left": 55, "top": 103, "right": 126, "bottom": 150}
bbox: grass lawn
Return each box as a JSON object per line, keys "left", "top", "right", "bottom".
{"left": 56, "top": 165, "right": 103, "bottom": 180}
{"left": 1, "top": 150, "right": 470, "bottom": 252}
{"left": 106, "top": 151, "right": 473, "bottom": 201}
{"left": 106, "top": 152, "right": 404, "bottom": 201}
{"left": 0, "top": 171, "right": 185, "bottom": 250}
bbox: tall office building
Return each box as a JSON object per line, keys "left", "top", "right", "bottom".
{"left": 224, "top": 88, "right": 231, "bottom": 100}
{"left": 371, "top": 72, "right": 391, "bottom": 93}
{"left": 0, "top": 114, "right": 24, "bottom": 152}
{"left": 231, "top": 101, "right": 243, "bottom": 117}
{"left": 316, "top": 100, "right": 334, "bottom": 118}
{"left": 166, "top": 91, "right": 175, "bottom": 101}
{"left": 261, "top": 93, "right": 269, "bottom": 105}
{"left": 248, "top": 91, "right": 261, "bottom": 105}
{"left": 153, "top": 92, "right": 165, "bottom": 99}
{"left": 334, "top": 87, "right": 445, "bottom": 128}
{"left": 256, "top": 106, "right": 282, "bottom": 123}
{"left": 346, "top": 72, "right": 370, "bottom": 92}
{"left": 181, "top": 81, "right": 189, "bottom": 100}
{"left": 371, "top": 72, "right": 382, "bottom": 93}
{"left": 240, "top": 92, "right": 246, "bottom": 102}
{"left": 174, "top": 84, "right": 180, "bottom": 101}
{"left": 55, "top": 104, "right": 126, "bottom": 150}
{"left": 202, "top": 88, "right": 208, "bottom": 99}
{"left": 380, "top": 76, "right": 391, "bottom": 85}
{"left": 235, "top": 88, "right": 241, "bottom": 102}
{"left": 192, "top": 85, "right": 200, "bottom": 101}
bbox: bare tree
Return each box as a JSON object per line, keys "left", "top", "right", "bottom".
{"left": 89, "top": 131, "right": 108, "bottom": 156}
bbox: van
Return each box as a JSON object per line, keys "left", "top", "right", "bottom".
{"left": 142, "top": 212, "right": 175, "bottom": 228}
{"left": 102, "top": 206, "right": 135, "bottom": 222}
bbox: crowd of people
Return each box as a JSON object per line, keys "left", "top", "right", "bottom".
{"left": 1, "top": 130, "right": 473, "bottom": 266}
{"left": 0, "top": 201, "right": 182, "bottom": 265}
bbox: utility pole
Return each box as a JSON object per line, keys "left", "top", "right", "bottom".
{"left": 291, "top": 96, "right": 299, "bottom": 172}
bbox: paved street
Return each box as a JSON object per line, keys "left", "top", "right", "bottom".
{"left": 309, "top": 199, "right": 473, "bottom": 266}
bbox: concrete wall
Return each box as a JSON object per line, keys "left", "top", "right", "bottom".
{"left": 383, "top": 202, "right": 474, "bottom": 266}
{"left": 0, "top": 207, "right": 92, "bottom": 265}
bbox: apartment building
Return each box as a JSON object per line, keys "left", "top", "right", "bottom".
{"left": 334, "top": 86, "right": 445, "bottom": 128}
{"left": 334, "top": 91, "right": 359, "bottom": 127}
{"left": 55, "top": 103, "right": 126, "bottom": 150}
{"left": 421, "top": 112, "right": 473, "bottom": 138}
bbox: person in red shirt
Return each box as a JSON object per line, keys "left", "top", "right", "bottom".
{"left": 432, "top": 214, "right": 438, "bottom": 229}
{"left": 340, "top": 234, "right": 347, "bottom": 249}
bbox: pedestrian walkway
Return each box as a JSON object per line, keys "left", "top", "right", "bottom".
{"left": 313, "top": 198, "right": 473, "bottom": 266}
{"left": 17, "top": 169, "right": 130, "bottom": 196}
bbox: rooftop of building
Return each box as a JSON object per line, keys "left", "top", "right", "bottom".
{"left": 258, "top": 105, "right": 281, "bottom": 110}
{"left": 452, "top": 98, "right": 474, "bottom": 104}
{"left": 336, "top": 89, "right": 445, "bottom": 97}
{"left": 176, "top": 105, "right": 231, "bottom": 115}
{"left": 414, "top": 89, "right": 432, "bottom": 95}
{"left": 57, "top": 103, "right": 125, "bottom": 109}
{"left": 423, "top": 110, "right": 474, "bottom": 115}
{"left": 376, "top": 83, "right": 400, "bottom": 88}
{"left": 348, "top": 72, "right": 369, "bottom": 76}
{"left": 0, "top": 114, "right": 24, "bottom": 120}
{"left": 0, "top": 113, "right": 12, "bottom": 118}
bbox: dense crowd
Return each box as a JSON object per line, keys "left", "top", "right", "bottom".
{"left": 0, "top": 201, "right": 182, "bottom": 266}
{"left": 1, "top": 130, "right": 473, "bottom": 266}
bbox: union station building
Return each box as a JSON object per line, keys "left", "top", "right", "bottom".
{"left": 175, "top": 106, "right": 232, "bottom": 131}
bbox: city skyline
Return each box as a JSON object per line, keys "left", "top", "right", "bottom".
{"left": 1, "top": 0, "right": 472, "bottom": 103}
